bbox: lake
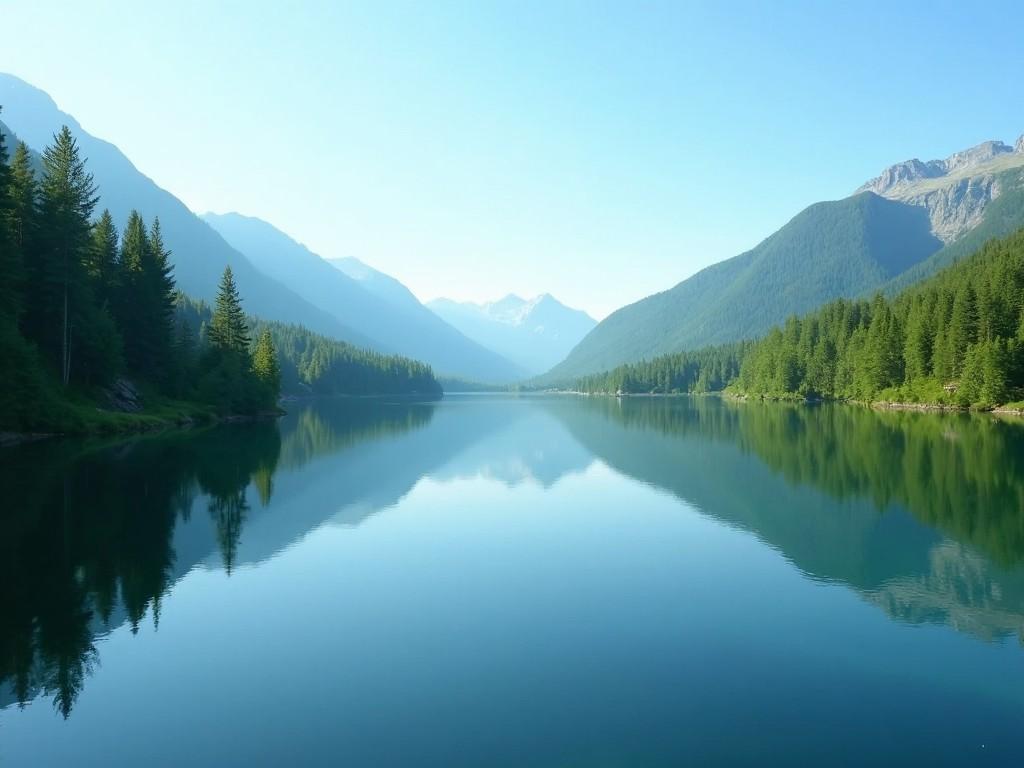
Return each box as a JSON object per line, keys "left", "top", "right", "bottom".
{"left": 2, "top": 395, "right": 1024, "bottom": 766}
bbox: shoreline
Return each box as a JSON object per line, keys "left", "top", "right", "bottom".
{"left": 560, "top": 389, "right": 1024, "bottom": 418}
{"left": 0, "top": 408, "right": 285, "bottom": 449}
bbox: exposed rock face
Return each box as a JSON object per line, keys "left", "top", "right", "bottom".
{"left": 942, "top": 139, "right": 1013, "bottom": 173}
{"left": 857, "top": 136, "right": 1024, "bottom": 242}
{"left": 103, "top": 378, "right": 143, "bottom": 412}
{"left": 858, "top": 158, "right": 945, "bottom": 196}
{"left": 898, "top": 174, "right": 1002, "bottom": 243}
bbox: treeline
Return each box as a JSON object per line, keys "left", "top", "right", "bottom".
{"left": 0, "top": 118, "right": 280, "bottom": 429}
{"left": 735, "top": 229, "right": 1024, "bottom": 407}
{"left": 576, "top": 227, "right": 1024, "bottom": 409}
{"left": 575, "top": 342, "right": 751, "bottom": 394}
{"left": 174, "top": 296, "right": 442, "bottom": 398}
{"left": 0, "top": 117, "right": 441, "bottom": 431}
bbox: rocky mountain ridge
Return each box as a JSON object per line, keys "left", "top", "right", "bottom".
{"left": 857, "top": 135, "right": 1024, "bottom": 241}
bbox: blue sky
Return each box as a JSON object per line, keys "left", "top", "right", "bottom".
{"left": 2, "top": 1, "right": 1023, "bottom": 318}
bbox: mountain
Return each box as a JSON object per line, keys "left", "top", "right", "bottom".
{"left": 328, "top": 256, "right": 422, "bottom": 310}
{"left": 857, "top": 137, "right": 1024, "bottom": 242}
{"left": 0, "top": 73, "right": 362, "bottom": 344}
{"left": 544, "top": 192, "right": 942, "bottom": 381}
{"left": 202, "top": 213, "right": 527, "bottom": 382}
{"left": 427, "top": 294, "right": 597, "bottom": 375}
{"left": 544, "top": 133, "right": 1024, "bottom": 383}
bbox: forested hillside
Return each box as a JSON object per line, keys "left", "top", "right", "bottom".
{"left": 734, "top": 229, "right": 1024, "bottom": 407}
{"left": 0, "top": 119, "right": 281, "bottom": 430}
{"left": 175, "top": 295, "right": 442, "bottom": 398}
{"left": 577, "top": 227, "right": 1024, "bottom": 410}
{"left": 545, "top": 192, "right": 942, "bottom": 380}
{"left": 575, "top": 343, "right": 750, "bottom": 395}
{"left": 204, "top": 212, "right": 526, "bottom": 383}
{"left": 0, "top": 119, "right": 440, "bottom": 433}
{"left": 0, "top": 74, "right": 358, "bottom": 343}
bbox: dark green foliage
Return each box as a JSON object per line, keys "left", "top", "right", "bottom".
{"left": 0, "top": 126, "right": 435, "bottom": 430}
{"left": 0, "top": 422, "right": 282, "bottom": 714}
{"left": 735, "top": 229, "right": 1024, "bottom": 408}
{"left": 87, "top": 210, "right": 118, "bottom": 307}
{"left": 175, "top": 293, "right": 441, "bottom": 399}
{"left": 114, "top": 212, "right": 176, "bottom": 380}
{"left": 208, "top": 266, "right": 249, "bottom": 354}
{"left": 575, "top": 227, "right": 1024, "bottom": 410}
{"left": 576, "top": 342, "right": 750, "bottom": 394}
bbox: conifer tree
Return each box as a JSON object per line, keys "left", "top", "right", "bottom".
{"left": 251, "top": 328, "right": 281, "bottom": 403}
{"left": 88, "top": 210, "right": 119, "bottom": 307}
{"left": 209, "top": 266, "right": 250, "bottom": 355}
{"left": 32, "top": 126, "right": 103, "bottom": 385}
{"left": 0, "top": 114, "right": 19, "bottom": 320}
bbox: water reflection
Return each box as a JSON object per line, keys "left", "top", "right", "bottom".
{"left": 3, "top": 394, "right": 1024, "bottom": 720}
{"left": 546, "top": 396, "right": 1024, "bottom": 642}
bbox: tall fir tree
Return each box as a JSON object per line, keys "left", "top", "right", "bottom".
{"left": 7, "top": 142, "right": 38, "bottom": 323}
{"left": 0, "top": 112, "right": 19, "bottom": 321}
{"left": 31, "top": 126, "right": 102, "bottom": 385}
{"left": 209, "top": 266, "right": 250, "bottom": 355}
{"left": 88, "top": 210, "right": 119, "bottom": 308}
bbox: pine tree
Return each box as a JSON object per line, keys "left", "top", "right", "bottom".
{"left": 209, "top": 266, "right": 250, "bottom": 355}
{"left": 251, "top": 329, "right": 281, "bottom": 406}
{"left": 32, "top": 126, "right": 102, "bottom": 385}
{"left": 145, "top": 217, "right": 177, "bottom": 379}
{"left": 947, "top": 283, "right": 978, "bottom": 376}
{"left": 116, "top": 211, "right": 150, "bottom": 371}
{"left": 8, "top": 142, "right": 37, "bottom": 325}
{"left": 88, "top": 210, "right": 119, "bottom": 307}
{"left": 0, "top": 114, "right": 19, "bottom": 320}
{"left": 902, "top": 297, "right": 932, "bottom": 382}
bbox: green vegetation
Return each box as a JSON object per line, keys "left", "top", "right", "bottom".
{"left": 546, "top": 192, "right": 941, "bottom": 381}
{"left": 735, "top": 229, "right": 1024, "bottom": 407}
{"left": 174, "top": 295, "right": 442, "bottom": 398}
{"left": 576, "top": 342, "right": 750, "bottom": 394}
{"left": 0, "top": 397, "right": 438, "bottom": 716}
{"left": 578, "top": 227, "right": 1024, "bottom": 410}
{"left": 0, "top": 117, "right": 439, "bottom": 433}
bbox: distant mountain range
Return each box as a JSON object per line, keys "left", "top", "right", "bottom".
{"left": 427, "top": 294, "right": 596, "bottom": 375}
{"left": 543, "top": 133, "right": 1024, "bottom": 382}
{"left": 0, "top": 73, "right": 362, "bottom": 345}
{"left": 7, "top": 70, "right": 1024, "bottom": 388}
{"left": 0, "top": 72, "right": 532, "bottom": 383}
{"left": 202, "top": 213, "right": 527, "bottom": 382}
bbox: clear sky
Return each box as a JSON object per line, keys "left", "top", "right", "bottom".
{"left": 2, "top": 1, "right": 1023, "bottom": 318}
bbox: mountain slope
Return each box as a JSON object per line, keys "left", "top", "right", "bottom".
{"left": 857, "top": 137, "right": 1024, "bottom": 242}
{"left": 0, "top": 73, "right": 363, "bottom": 344}
{"left": 883, "top": 166, "right": 1024, "bottom": 294}
{"left": 203, "top": 213, "right": 527, "bottom": 382}
{"left": 428, "top": 294, "right": 596, "bottom": 375}
{"left": 328, "top": 256, "right": 423, "bottom": 311}
{"left": 544, "top": 192, "right": 942, "bottom": 381}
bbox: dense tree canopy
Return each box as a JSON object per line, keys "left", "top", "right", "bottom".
{"left": 577, "top": 227, "right": 1024, "bottom": 410}
{"left": 734, "top": 229, "right": 1024, "bottom": 407}
{"left": 0, "top": 123, "right": 440, "bottom": 430}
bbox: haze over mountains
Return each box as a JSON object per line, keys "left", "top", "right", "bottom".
{"left": 202, "top": 212, "right": 526, "bottom": 382}
{"left": 544, "top": 134, "right": 1024, "bottom": 382}
{"left": 428, "top": 294, "right": 596, "bottom": 375}
{"left": 0, "top": 74, "right": 362, "bottom": 345}
{"left": 0, "top": 72, "right": 533, "bottom": 383}
{"left": 5, "top": 70, "right": 1024, "bottom": 389}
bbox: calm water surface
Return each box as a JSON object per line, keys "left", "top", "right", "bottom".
{"left": 2, "top": 395, "right": 1024, "bottom": 766}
